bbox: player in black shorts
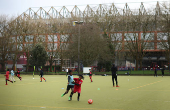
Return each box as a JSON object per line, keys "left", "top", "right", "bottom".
{"left": 39, "top": 68, "right": 46, "bottom": 82}
{"left": 61, "top": 70, "right": 75, "bottom": 101}
{"left": 154, "top": 67, "right": 157, "bottom": 77}
{"left": 161, "top": 66, "right": 165, "bottom": 77}
{"left": 111, "top": 64, "right": 119, "bottom": 87}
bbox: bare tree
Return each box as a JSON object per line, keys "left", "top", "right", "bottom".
{"left": 57, "top": 23, "right": 72, "bottom": 71}
{"left": 0, "top": 15, "right": 14, "bottom": 71}
{"left": 9, "top": 17, "right": 37, "bottom": 72}
{"left": 68, "top": 23, "right": 108, "bottom": 67}
{"left": 123, "top": 10, "right": 154, "bottom": 70}
{"left": 46, "top": 19, "right": 72, "bottom": 72}
{"left": 46, "top": 20, "right": 59, "bottom": 72}
{"left": 156, "top": 2, "right": 170, "bottom": 69}
{"left": 90, "top": 4, "right": 124, "bottom": 71}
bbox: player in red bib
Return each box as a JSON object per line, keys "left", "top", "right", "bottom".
{"left": 4, "top": 69, "right": 13, "bottom": 85}
{"left": 89, "top": 69, "right": 93, "bottom": 82}
{"left": 69, "top": 75, "right": 84, "bottom": 101}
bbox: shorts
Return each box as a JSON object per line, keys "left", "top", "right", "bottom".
{"left": 74, "top": 88, "right": 81, "bottom": 93}
{"left": 66, "top": 85, "right": 74, "bottom": 91}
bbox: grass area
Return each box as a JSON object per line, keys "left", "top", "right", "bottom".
{"left": 0, "top": 75, "right": 170, "bottom": 110}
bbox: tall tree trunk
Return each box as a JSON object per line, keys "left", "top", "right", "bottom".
{"left": 139, "top": 59, "right": 142, "bottom": 70}
{"left": 50, "top": 58, "right": 52, "bottom": 72}
{"left": 26, "top": 53, "right": 29, "bottom": 72}
{"left": 60, "top": 58, "right": 63, "bottom": 72}
{"left": 12, "top": 62, "right": 15, "bottom": 70}
{"left": 135, "top": 56, "right": 139, "bottom": 71}
{"left": 1, "top": 63, "right": 5, "bottom": 72}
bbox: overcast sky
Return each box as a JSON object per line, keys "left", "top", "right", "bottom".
{"left": 0, "top": 0, "right": 169, "bottom": 17}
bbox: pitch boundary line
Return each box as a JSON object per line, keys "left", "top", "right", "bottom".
{"left": 132, "top": 90, "right": 170, "bottom": 91}
{"left": 0, "top": 104, "right": 122, "bottom": 110}
{"left": 129, "top": 80, "right": 162, "bottom": 90}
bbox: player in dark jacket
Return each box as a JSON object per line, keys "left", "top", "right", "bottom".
{"left": 154, "top": 67, "right": 157, "bottom": 77}
{"left": 161, "top": 66, "right": 165, "bottom": 77}
{"left": 40, "top": 68, "right": 46, "bottom": 82}
{"left": 16, "top": 69, "right": 22, "bottom": 80}
{"left": 111, "top": 64, "right": 119, "bottom": 87}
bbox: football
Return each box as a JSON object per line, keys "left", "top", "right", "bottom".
{"left": 88, "top": 99, "right": 93, "bottom": 104}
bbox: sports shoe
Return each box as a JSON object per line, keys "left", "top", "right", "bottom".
{"left": 116, "top": 85, "right": 120, "bottom": 87}
{"left": 40, "top": 81, "right": 42, "bottom": 82}
{"left": 61, "top": 94, "right": 64, "bottom": 97}
{"left": 68, "top": 97, "right": 72, "bottom": 101}
{"left": 113, "top": 86, "right": 115, "bottom": 87}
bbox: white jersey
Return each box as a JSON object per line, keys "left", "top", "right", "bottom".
{"left": 66, "top": 69, "right": 68, "bottom": 72}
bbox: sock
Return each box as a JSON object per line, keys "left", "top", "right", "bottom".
{"left": 63, "top": 92, "right": 68, "bottom": 95}
{"left": 8, "top": 80, "right": 12, "bottom": 83}
{"left": 41, "top": 78, "right": 42, "bottom": 81}
{"left": 43, "top": 77, "right": 46, "bottom": 80}
{"left": 70, "top": 92, "right": 74, "bottom": 97}
{"left": 91, "top": 79, "right": 92, "bottom": 82}
{"left": 78, "top": 93, "right": 80, "bottom": 99}
{"left": 6, "top": 80, "right": 7, "bottom": 85}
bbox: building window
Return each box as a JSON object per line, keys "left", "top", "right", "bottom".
{"left": 124, "top": 42, "right": 132, "bottom": 50}
{"left": 12, "top": 44, "right": 16, "bottom": 51}
{"left": 9, "top": 37, "right": 16, "bottom": 43}
{"left": 157, "top": 33, "right": 168, "bottom": 40}
{"left": 36, "top": 35, "right": 46, "bottom": 42}
{"left": 17, "top": 44, "right": 23, "bottom": 51}
{"left": 146, "top": 42, "right": 154, "bottom": 50}
{"left": 114, "top": 42, "right": 122, "bottom": 50}
{"left": 63, "top": 59, "right": 70, "bottom": 67}
{"left": 48, "top": 35, "right": 57, "bottom": 42}
{"left": 60, "top": 43, "right": 69, "bottom": 50}
{"left": 48, "top": 43, "right": 57, "bottom": 50}
{"left": 111, "top": 33, "right": 122, "bottom": 41}
{"left": 25, "top": 35, "right": 34, "bottom": 42}
{"left": 17, "top": 36, "right": 23, "bottom": 43}
{"left": 60, "top": 34, "right": 69, "bottom": 42}
{"left": 157, "top": 42, "right": 168, "bottom": 50}
{"left": 71, "top": 62, "right": 74, "bottom": 67}
{"left": 124, "top": 33, "right": 138, "bottom": 41}
{"left": 24, "top": 44, "right": 33, "bottom": 50}
{"left": 141, "top": 33, "right": 154, "bottom": 40}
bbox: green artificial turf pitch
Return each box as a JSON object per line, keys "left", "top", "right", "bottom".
{"left": 0, "top": 74, "right": 169, "bottom": 110}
